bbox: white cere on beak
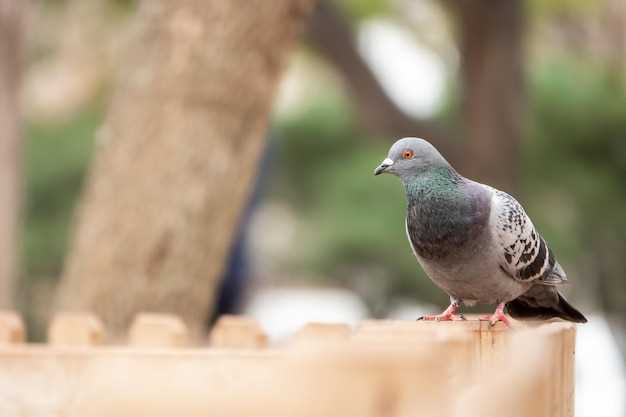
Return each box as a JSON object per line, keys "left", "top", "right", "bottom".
{"left": 374, "top": 157, "right": 395, "bottom": 175}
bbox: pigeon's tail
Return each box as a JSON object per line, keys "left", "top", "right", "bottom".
{"left": 506, "top": 287, "right": 587, "bottom": 323}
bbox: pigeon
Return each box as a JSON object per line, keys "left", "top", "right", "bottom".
{"left": 374, "top": 137, "right": 587, "bottom": 325}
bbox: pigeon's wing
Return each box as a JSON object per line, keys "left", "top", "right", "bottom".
{"left": 489, "top": 189, "right": 566, "bottom": 285}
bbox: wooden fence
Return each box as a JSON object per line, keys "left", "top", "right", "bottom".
{"left": 0, "top": 311, "right": 576, "bottom": 417}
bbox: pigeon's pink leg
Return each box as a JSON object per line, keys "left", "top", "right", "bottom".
{"left": 479, "top": 303, "right": 510, "bottom": 327}
{"left": 417, "top": 301, "right": 465, "bottom": 321}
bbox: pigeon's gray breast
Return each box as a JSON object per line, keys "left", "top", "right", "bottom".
{"left": 405, "top": 182, "right": 491, "bottom": 262}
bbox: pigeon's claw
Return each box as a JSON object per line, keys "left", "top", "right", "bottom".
{"left": 418, "top": 313, "right": 465, "bottom": 321}
{"left": 479, "top": 303, "right": 510, "bottom": 327}
{"left": 417, "top": 302, "right": 464, "bottom": 321}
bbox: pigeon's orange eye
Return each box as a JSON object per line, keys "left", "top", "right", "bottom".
{"left": 402, "top": 149, "right": 414, "bottom": 160}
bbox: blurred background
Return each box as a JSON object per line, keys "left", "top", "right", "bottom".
{"left": 0, "top": 0, "right": 624, "bottom": 415}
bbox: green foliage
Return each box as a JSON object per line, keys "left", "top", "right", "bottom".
{"left": 338, "top": 0, "right": 392, "bottom": 21}
{"left": 524, "top": 61, "right": 626, "bottom": 308}
{"left": 272, "top": 96, "right": 357, "bottom": 208}
{"left": 526, "top": 61, "right": 626, "bottom": 236}
{"left": 22, "top": 106, "right": 101, "bottom": 282}
{"left": 529, "top": 0, "right": 603, "bottom": 19}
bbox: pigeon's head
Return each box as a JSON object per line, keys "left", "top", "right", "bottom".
{"left": 374, "top": 137, "right": 450, "bottom": 179}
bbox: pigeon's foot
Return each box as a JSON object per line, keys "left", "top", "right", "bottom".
{"left": 418, "top": 313, "right": 466, "bottom": 321}
{"left": 417, "top": 302, "right": 465, "bottom": 321}
{"left": 479, "top": 303, "right": 510, "bottom": 327}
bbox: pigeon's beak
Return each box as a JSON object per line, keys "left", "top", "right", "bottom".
{"left": 374, "top": 158, "right": 394, "bottom": 176}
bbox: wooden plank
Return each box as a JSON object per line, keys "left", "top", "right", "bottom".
{"left": 355, "top": 319, "right": 503, "bottom": 362}
{"left": 352, "top": 319, "right": 480, "bottom": 414}
{"left": 48, "top": 313, "right": 104, "bottom": 346}
{"left": 0, "top": 347, "right": 282, "bottom": 417}
{"left": 60, "top": 348, "right": 381, "bottom": 417}
{"left": 0, "top": 341, "right": 468, "bottom": 417}
{"left": 209, "top": 315, "right": 267, "bottom": 349}
{"left": 277, "top": 343, "right": 452, "bottom": 417}
{"left": 129, "top": 313, "right": 190, "bottom": 347}
{"left": 0, "top": 318, "right": 576, "bottom": 417}
{"left": 456, "top": 322, "right": 576, "bottom": 417}
{"left": 456, "top": 330, "right": 548, "bottom": 417}
{"left": 353, "top": 318, "right": 570, "bottom": 390}
{"left": 18, "top": 344, "right": 448, "bottom": 417}
{"left": 0, "top": 310, "right": 24, "bottom": 344}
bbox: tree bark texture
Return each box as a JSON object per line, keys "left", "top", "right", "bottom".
{"left": 55, "top": 0, "right": 315, "bottom": 337}
{"left": 0, "top": 1, "right": 22, "bottom": 308}
{"left": 454, "top": 0, "right": 524, "bottom": 192}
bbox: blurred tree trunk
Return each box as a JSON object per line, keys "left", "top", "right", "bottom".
{"left": 0, "top": 1, "right": 23, "bottom": 308}
{"left": 56, "top": 0, "right": 315, "bottom": 337}
{"left": 306, "top": 0, "right": 462, "bottom": 167}
{"left": 453, "top": 0, "right": 525, "bottom": 192}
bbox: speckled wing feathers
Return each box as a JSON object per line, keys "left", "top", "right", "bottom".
{"left": 490, "top": 189, "right": 566, "bottom": 285}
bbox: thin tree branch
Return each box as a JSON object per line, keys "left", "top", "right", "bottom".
{"left": 305, "top": 0, "right": 461, "bottom": 166}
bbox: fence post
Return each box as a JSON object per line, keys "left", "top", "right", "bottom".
{"left": 0, "top": 310, "right": 24, "bottom": 343}
{"left": 48, "top": 312, "right": 104, "bottom": 346}
{"left": 209, "top": 315, "right": 267, "bottom": 349}
{"left": 129, "top": 313, "right": 190, "bottom": 347}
